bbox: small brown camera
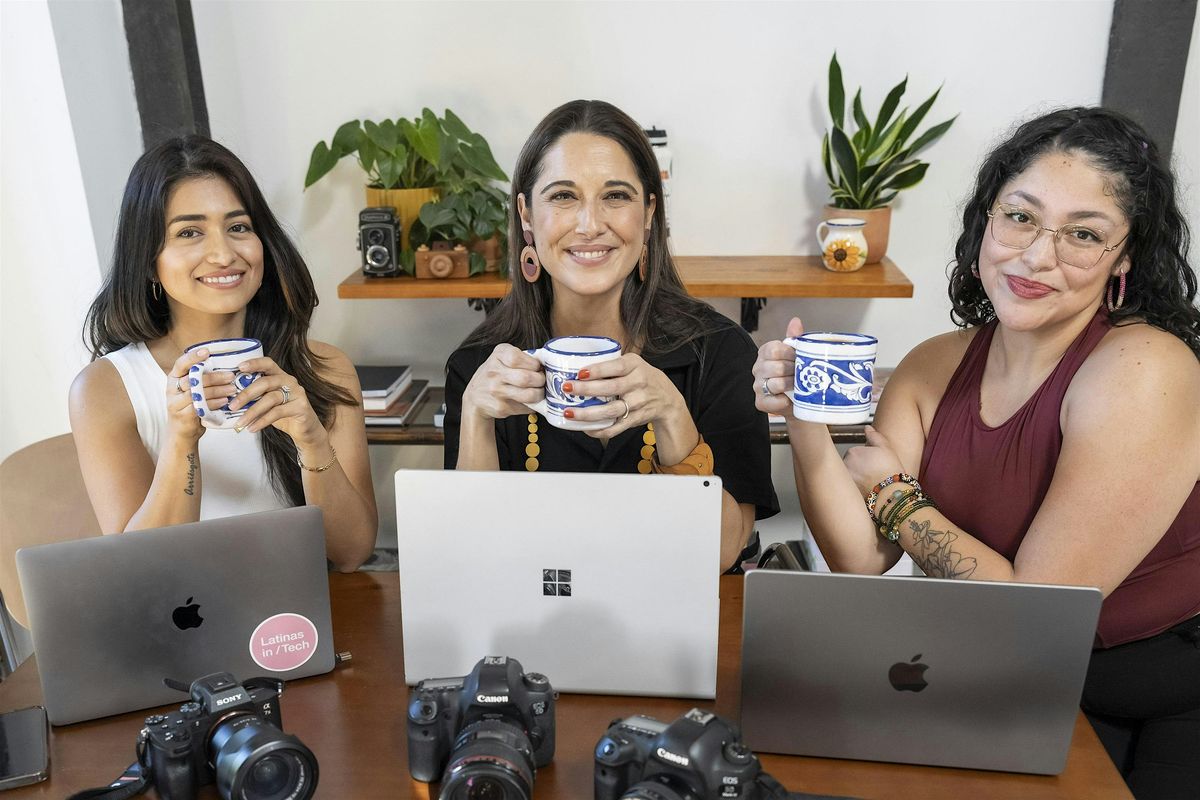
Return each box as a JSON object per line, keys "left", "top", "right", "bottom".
{"left": 414, "top": 242, "right": 470, "bottom": 279}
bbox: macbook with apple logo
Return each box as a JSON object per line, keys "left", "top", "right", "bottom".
{"left": 15, "top": 506, "right": 335, "bottom": 725}
{"left": 738, "top": 569, "right": 1101, "bottom": 774}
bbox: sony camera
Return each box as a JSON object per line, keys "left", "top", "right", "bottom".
{"left": 595, "top": 708, "right": 788, "bottom": 800}
{"left": 358, "top": 206, "right": 401, "bottom": 277}
{"left": 407, "top": 656, "right": 555, "bottom": 800}
{"left": 140, "top": 672, "right": 317, "bottom": 800}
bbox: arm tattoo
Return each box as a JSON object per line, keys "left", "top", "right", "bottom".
{"left": 907, "top": 518, "right": 977, "bottom": 579}
{"left": 184, "top": 452, "right": 197, "bottom": 496}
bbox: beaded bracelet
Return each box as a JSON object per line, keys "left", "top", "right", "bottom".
{"left": 653, "top": 436, "right": 715, "bottom": 476}
{"left": 298, "top": 446, "right": 338, "bottom": 473}
{"left": 879, "top": 498, "right": 938, "bottom": 542}
{"left": 865, "top": 472, "right": 920, "bottom": 522}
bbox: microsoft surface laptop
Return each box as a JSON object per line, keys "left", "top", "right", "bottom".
{"left": 394, "top": 470, "right": 723, "bottom": 698}
{"left": 17, "top": 506, "right": 335, "bottom": 725}
{"left": 739, "top": 569, "right": 1102, "bottom": 775}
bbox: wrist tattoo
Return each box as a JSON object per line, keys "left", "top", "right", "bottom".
{"left": 907, "top": 518, "right": 977, "bottom": 579}
{"left": 184, "top": 452, "right": 197, "bottom": 496}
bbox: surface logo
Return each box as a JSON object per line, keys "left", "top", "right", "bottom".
{"left": 172, "top": 596, "right": 204, "bottom": 630}
{"left": 542, "top": 569, "right": 572, "bottom": 597}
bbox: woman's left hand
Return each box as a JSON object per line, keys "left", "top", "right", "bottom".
{"left": 843, "top": 425, "right": 906, "bottom": 498}
{"left": 565, "top": 354, "right": 688, "bottom": 440}
{"left": 226, "top": 356, "right": 327, "bottom": 449}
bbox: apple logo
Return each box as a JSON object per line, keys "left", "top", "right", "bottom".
{"left": 172, "top": 597, "right": 204, "bottom": 630}
{"left": 888, "top": 654, "right": 930, "bottom": 692}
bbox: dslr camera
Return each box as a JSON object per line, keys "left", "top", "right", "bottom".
{"left": 140, "top": 672, "right": 317, "bottom": 800}
{"left": 407, "top": 656, "right": 555, "bottom": 800}
{"left": 595, "top": 708, "right": 787, "bottom": 800}
{"left": 358, "top": 206, "right": 401, "bottom": 277}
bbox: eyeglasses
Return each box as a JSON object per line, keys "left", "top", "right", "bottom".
{"left": 986, "top": 203, "right": 1129, "bottom": 269}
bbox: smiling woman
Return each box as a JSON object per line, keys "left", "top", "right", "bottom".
{"left": 443, "top": 100, "right": 780, "bottom": 572}
{"left": 69, "top": 137, "right": 377, "bottom": 571}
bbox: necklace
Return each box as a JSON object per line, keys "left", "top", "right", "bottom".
{"left": 524, "top": 413, "right": 657, "bottom": 472}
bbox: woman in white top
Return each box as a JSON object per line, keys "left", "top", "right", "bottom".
{"left": 70, "top": 136, "right": 376, "bottom": 571}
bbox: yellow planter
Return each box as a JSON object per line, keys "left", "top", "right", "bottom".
{"left": 365, "top": 186, "right": 440, "bottom": 252}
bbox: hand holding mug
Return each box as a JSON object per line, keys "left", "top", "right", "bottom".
{"left": 522, "top": 336, "right": 621, "bottom": 431}
{"left": 462, "top": 344, "right": 546, "bottom": 422}
{"left": 165, "top": 347, "right": 228, "bottom": 444}
{"left": 564, "top": 352, "right": 688, "bottom": 440}
{"left": 224, "top": 356, "right": 324, "bottom": 446}
{"left": 752, "top": 317, "right": 806, "bottom": 415}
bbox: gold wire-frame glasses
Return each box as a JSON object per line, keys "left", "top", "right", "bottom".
{"left": 986, "top": 202, "right": 1129, "bottom": 269}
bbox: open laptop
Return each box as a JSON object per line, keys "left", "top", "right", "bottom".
{"left": 17, "top": 506, "right": 335, "bottom": 725}
{"left": 394, "top": 470, "right": 723, "bottom": 698}
{"left": 739, "top": 569, "right": 1102, "bottom": 775}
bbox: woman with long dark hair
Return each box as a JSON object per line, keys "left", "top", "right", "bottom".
{"left": 71, "top": 136, "right": 376, "bottom": 571}
{"left": 445, "top": 100, "right": 778, "bottom": 570}
{"left": 753, "top": 107, "right": 1199, "bottom": 797}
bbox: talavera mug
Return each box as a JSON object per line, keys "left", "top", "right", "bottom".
{"left": 783, "top": 332, "right": 877, "bottom": 424}
{"left": 185, "top": 338, "right": 263, "bottom": 429}
{"left": 525, "top": 336, "right": 621, "bottom": 431}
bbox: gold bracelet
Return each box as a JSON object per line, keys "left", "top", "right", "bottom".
{"left": 297, "top": 446, "right": 338, "bottom": 473}
{"left": 652, "top": 436, "right": 715, "bottom": 476}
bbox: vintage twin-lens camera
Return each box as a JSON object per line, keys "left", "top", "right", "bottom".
{"left": 595, "top": 708, "right": 787, "bottom": 800}
{"left": 358, "top": 206, "right": 401, "bottom": 277}
{"left": 140, "top": 672, "right": 317, "bottom": 800}
{"left": 407, "top": 656, "right": 555, "bottom": 799}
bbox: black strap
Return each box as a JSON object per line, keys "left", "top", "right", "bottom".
{"left": 64, "top": 760, "right": 149, "bottom": 800}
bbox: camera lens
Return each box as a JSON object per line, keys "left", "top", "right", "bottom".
{"left": 441, "top": 719, "right": 534, "bottom": 800}
{"left": 367, "top": 228, "right": 385, "bottom": 246}
{"left": 365, "top": 245, "right": 390, "bottom": 267}
{"left": 620, "top": 777, "right": 699, "bottom": 800}
{"left": 209, "top": 714, "right": 318, "bottom": 800}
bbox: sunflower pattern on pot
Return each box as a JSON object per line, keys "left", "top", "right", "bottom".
{"left": 816, "top": 218, "right": 869, "bottom": 273}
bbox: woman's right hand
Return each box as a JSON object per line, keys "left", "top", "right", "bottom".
{"left": 462, "top": 344, "right": 546, "bottom": 421}
{"left": 752, "top": 316, "right": 805, "bottom": 415}
{"left": 164, "top": 347, "right": 233, "bottom": 444}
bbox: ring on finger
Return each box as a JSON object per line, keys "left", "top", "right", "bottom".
{"left": 176, "top": 377, "right": 186, "bottom": 394}
{"left": 279, "top": 385, "right": 292, "bottom": 404}
{"left": 761, "top": 377, "right": 773, "bottom": 397}
{"left": 618, "top": 397, "right": 630, "bottom": 420}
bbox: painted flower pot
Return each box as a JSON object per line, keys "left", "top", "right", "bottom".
{"left": 816, "top": 217, "right": 869, "bottom": 273}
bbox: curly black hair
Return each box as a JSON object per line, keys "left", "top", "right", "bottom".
{"left": 948, "top": 107, "right": 1199, "bottom": 358}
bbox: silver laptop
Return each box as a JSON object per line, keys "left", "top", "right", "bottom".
{"left": 17, "top": 506, "right": 335, "bottom": 725}
{"left": 739, "top": 569, "right": 1102, "bottom": 775}
{"left": 394, "top": 470, "right": 722, "bottom": 697}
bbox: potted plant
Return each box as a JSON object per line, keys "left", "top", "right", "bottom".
{"left": 410, "top": 185, "right": 508, "bottom": 277}
{"left": 305, "top": 109, "right": 508, "bottom": 259}
{"left": 821, "top": 53, "right": 956, "bottom": 264}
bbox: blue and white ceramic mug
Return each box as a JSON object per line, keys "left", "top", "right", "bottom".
{"left": 783, "top": 332, "right": 877, "bottom": 424}
{"left": 184, "top": 338, "right": 263, "bottom": 429}
{"left": 525, "top": 335, "right": 621, "bottom": 431}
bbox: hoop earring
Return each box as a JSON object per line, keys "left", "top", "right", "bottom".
{"left": 520, "top": 245, "right": 541, "bottom": 283}
{"left": 151, "top": 280, "right": 162, "bottom": 301}
{"left": 970, "top": 263, "right": 980, "bottom": 279}
{"left": 1106, "top": 271, "right": 1127, "bottom": 311}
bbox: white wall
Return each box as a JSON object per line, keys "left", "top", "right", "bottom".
{"left": 188, "top": 0, "right": 1122, "bottom": 547}
{"left": 1174, "top": 8, "right": 1200, "bottom": 247}
{"left": 0, "top": 0, "right": 106, "bottom": 461}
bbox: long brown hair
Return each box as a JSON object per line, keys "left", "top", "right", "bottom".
{"left": 457, "top": 100, "right": 724, "bottom": 355}
{"left": 83, "top": 135, "right": 355, "bottom": 505}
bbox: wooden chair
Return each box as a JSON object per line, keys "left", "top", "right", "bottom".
{"left": 0, "top": 434, "right": 101, "bottom": 630}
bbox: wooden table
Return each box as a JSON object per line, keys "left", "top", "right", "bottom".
{"left": 338, "top": 256, "right": 913, "bottom": 331}
{"left": 0, "top": 574, "right": 1130, "bottom": 799}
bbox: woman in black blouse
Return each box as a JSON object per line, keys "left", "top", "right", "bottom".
{"left": 445, "top": 100, "right": 778, "bottom": 570}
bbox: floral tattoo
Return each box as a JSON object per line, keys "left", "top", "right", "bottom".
{"left": 907, "top": 518, "right": 977, "bottom": 579}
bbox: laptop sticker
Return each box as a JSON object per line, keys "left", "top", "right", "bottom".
{"left": 250, "top": 613, "right": 319, "bottom": 672}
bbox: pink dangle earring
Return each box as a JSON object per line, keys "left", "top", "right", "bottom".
{"left": 520, "top": 229, "right": 541, "bottom": 283}
{"left": 1106, "top": 271, "right": 1127, "bottom": 311}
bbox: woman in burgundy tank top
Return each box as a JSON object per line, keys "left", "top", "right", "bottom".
{"left": 753, "top": 108, "right": 1199, "bottom": 798}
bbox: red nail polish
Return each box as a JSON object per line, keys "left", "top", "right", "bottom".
{"left": 578, "top": 368, "right": 590, "bottom": 380}
{"left": 564, "top": 408, "right": 575, "bottom": 419}
{"left": 562, "top": 381, "right": 574, "bottom": 393}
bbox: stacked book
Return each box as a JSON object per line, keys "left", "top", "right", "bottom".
{"left": 355, "top": 365, "right": 429, "bottom": 426}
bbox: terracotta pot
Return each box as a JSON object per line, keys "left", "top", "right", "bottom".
{"left": 365, "top": 186, "right": 440, "bottom": 252}
{"left": 822, "top": 204, "right": 891, "bottom": 264}
{"left": 469, "top": 235, "right": 503, "bottom": 273}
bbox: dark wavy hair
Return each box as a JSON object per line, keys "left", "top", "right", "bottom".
{"left": 948, "top": 107, "right": 1199, "bottom": 358}
{"left": 82, "top": 135, "right": 354, "bottom": 505}
{"left": 456, "top": 99, "right": 725, "bottom": 356}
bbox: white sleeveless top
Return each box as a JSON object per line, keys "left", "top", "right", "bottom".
{"left": 103, "top": 342, "right": 288, "bottom": 520}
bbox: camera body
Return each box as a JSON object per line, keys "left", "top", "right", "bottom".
{"left": 407, "top": 656, "right": 555, "bottom": 782}
{"left": 595, "top": 709, "right": 786, "bottom": 800}
{"left": 358, "top": 206, "right": 401, "bottom": 277}
{"left": 142, "top": 672, "right": 317, "bottom": 800}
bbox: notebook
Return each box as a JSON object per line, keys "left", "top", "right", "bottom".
{"left": 17, "top": 506, "right": 335, "bottom": 725}
{"left": 739, "top": 569, "right": 1102, "bottom": 774}
{"left": 394, "top": 469, "right": 723, "bottom": 697}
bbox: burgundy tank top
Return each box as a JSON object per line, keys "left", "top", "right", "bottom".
{"left": 919, "top": 311, "right": 1200, "bottom": 648}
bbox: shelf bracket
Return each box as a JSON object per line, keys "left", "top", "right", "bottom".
{"left": 740, "top": 298, "right": 767, "bottom": 332}
{"left": 467, "top": 298, "right": 501, "bottom": 315}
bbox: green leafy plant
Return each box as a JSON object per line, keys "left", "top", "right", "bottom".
{"left": 304, "top": 108, "right": 508, "bottom": 191}
{"left": 410, "top": 186, "right": 509, "bottom": 276}
{"left": 822, "top": 53, "right": 957, "bottom": 209}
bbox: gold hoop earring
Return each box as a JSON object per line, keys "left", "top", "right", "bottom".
{"left": 520, "top": 245, "right": 541, "bottom": 283}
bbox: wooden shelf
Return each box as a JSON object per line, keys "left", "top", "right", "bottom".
{"left": 338, "top": 256, "right": 912, "bottom": 300}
